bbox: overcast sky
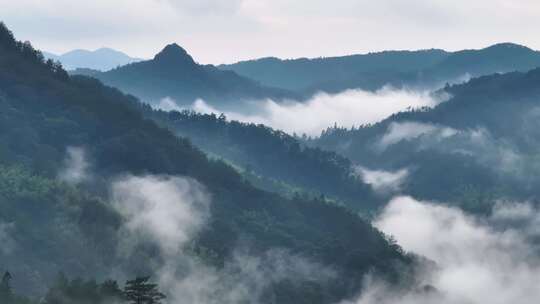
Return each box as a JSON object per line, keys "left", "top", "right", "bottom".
{"left": 2, "top": 0, "right": 540, "bottom": 64}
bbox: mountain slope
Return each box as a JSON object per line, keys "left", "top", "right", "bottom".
{"left": 43, "top": 48, "right": 142, "bottom": 71}
{"left": 0, "top": 22, "right": 410, "bottom": 302}
{"left": 81, "top": 43, "right": 298, "bottom": 107}
{"left": 309, "top": 69, "right": 540, "bottom": 210}
{"left": 141, "top": 109, "right": 380, "bottom": 210}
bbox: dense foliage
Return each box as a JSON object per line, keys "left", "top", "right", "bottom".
{"left": 1, "top": 272, "right": 165, "bottom": 304}
{"left": 143, "top": 109, "right": 380, "bottom": 210}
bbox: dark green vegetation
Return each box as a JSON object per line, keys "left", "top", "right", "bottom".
{"left": 221, "top": 43, "right": 540, "bottom": 95}
{"left": 74, "top": 43, "right": 298, "bottom": 107}
{"left": 309, "top": 69, "right": 540, "bottom": 212}
{"left": 0, "top": 22, "right": 410, "bottom": 303}
{"left": 123, "top": 276, "right": 166, "bottom": 304}
{"left": 143, "top": 109, "right": 380, "bottom": 210}
{"left": 2, "top": 271, "right": 165, "bottom": 304}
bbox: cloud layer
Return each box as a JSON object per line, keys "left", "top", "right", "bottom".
{"left": 111, "top": 174, "right": 334, "bottom": 303}
{"left": 343, "top": 196, "right": 540, "bottom": 304}
{"left": 355, "top": 166, "right": 409, "bottom": 194}
{"left": 192, "top": 87, "right": 444, "bottom": 136}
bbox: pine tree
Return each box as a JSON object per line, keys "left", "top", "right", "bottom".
{"left": 0, "top": 271, "right": 13, "bottom": 301}
{"left": 124, "top": 276, "right": 165, "bottom": 304}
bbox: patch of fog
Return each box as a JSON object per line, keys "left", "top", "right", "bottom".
{"left": 0, "top": 222, "right": 16, "bottom": 255}
{"left": 376, "top": 121, "right": 458, "bottom": 150}
{"left": 341, "top": 196, "right": 540, "bottom": 304}
{"left": 111, "top": 174, "right": 334, "bottom": 304}
{"left": 155, "top": 96, "right": 184, "bottom": 112}
{"left": 111, "top": 175, "right": 209, "bottom": 257}
{"left": 158, "top": 86, "right": 449, "bottom": 136}
{"left": 355, "top": 166, "right": 409, "bottom": 194}
{"left": 58, "top": 146, "right": 91, "bottom": 185}
{"left": 376, "top": 124, "right": 528, "bottom": 179}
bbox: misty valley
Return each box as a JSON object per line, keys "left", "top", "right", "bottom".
{"left": 2, "top": 5, "right": 540, "bottom": 303}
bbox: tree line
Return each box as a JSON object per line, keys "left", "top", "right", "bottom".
{"left": 0, "top": 271, "right": 165, "bottom": 304}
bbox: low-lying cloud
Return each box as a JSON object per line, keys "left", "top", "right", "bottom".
{"left": 355, "top": 166, "right": 409, "bottom": 194}
{"left": 111, "top": 174, "right": 334, "bottom": 304}
{"left": 342, "top": 196, "right": 540, "bottom": 304}
{"left": 156, "top": 96, "right": 183, "bottom": 112}
{"left": 377, "top": 121, "right": 458, "bottom": 150}
{"left": 111, "top": 175, "right": 209, "bottom": 257}
{"left": 375, "top": 123, "right": 532, "bottom": 181}
{"left": 58, "top": 146, "right": 90, "bottom": 185}
{"left": 189, "top": 87, "right": 447, "bottom": 136}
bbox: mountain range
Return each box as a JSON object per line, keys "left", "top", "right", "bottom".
{"left": 0, "top": 22, "right": 410, "bottom": 303}
{"left": 221, "top": 43, "right": 540, "bottom": 94}
{"left": 43, "top": 48, "right": 142, "bottom": 71}
{"left": 70, "top": 42, "right": 540, "bottom": 111}
{"left": 74, "top": 44, "right": 298, "bottom": 107}
{"left": 5, "top": 16, "right": 540, "bottom": 304}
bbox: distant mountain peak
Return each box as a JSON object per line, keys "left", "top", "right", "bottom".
{"left": 154, "top": 43, "right": 196, "bottom": 65}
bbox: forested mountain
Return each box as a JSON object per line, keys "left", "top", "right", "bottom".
{"left": 43, "top": 48, "right": 142, "bottom": 71}
{"left": 0, "top": 22, "right": 411, "bottom": 303}
{"left": 142, "top": 109, "right": 380, "bottom": 210}
{"left": 309, "top": 69, "right": 540, "bottom": 211}
{"left": 221, "top": 43, "right": 540, "bottom": 94}
{"left": 219, "top": 49, "right": 448, "bottom": 92}
{"left": 76, "top": 43, "right": 298, "bottom": 107}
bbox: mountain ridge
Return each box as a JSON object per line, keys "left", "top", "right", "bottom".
{"left": 43, "top": 47, "right": 143, "bottom": 71}
{"left": 78, "top": 43, "right": 299, "bottom": 107}
{"left": 219, "top": 43, "right": 540, "bottom": 93}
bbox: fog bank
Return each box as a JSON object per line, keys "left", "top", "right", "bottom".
{"left": 343, "top": 196, "right": 540, "bottom": 304}
{"left": 187, "top": 87, "right": 447, "bottom": 136}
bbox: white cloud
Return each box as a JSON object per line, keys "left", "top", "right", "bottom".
{"left": 355, "top": 166, "right": 409, "bottom": 194}
{"left": 58, "top": 146, "right": 90, "bottom": 185}
{"left": 155, "top": 96, "right": 184, "bottom": 112}
{"left": 342, "top": 196, "right": 540, "bottom": 304}
{"left": 111, "top": 175, "right": 209, "bottom": 256}
{"left": 192, "top": 87, "right": 445, "bottom": 136}
{"left": 111, "top": 174, "right": 334, "bottom": 303}
{"left": 377, "top": 121, "right": 458, "bottom": 150}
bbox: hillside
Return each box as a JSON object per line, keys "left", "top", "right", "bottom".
{"left": 141, "top": 109, "right": 380, "bottom": 210}
{"left": 0, "top": 22, "right": 410, "bottom": 303}
{"left": 309, "top": 69, "right": 540, "bottom": 211}
{"left": 78, "top": 44, "right": 298, "bottom": 107}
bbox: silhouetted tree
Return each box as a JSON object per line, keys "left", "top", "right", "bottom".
{"left": 0, "top": 271, "right": 13, "bottom": 301}
{"left": 124, "top": 277, "right": 165, "bottom": 304}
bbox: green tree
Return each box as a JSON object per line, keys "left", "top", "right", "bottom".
{"left": 124, "top": 277, "right": 165, "bottom": 304}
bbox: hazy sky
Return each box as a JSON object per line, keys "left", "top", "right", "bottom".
{"left": 2, "top": 0, "right": 540, "bottom": 64}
